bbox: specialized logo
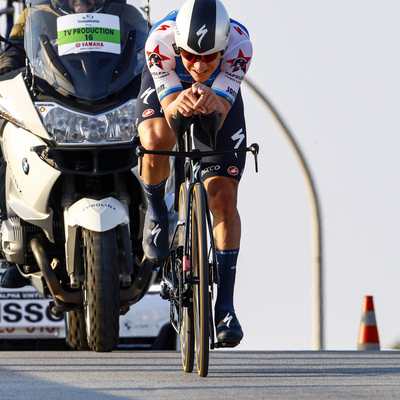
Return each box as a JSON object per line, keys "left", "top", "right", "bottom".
{"left": 226, "top": 49, "right": 251, "bottom": 73}
{"left": 228, "top": 166, "right": 239, "bottom": 176}
{"left": 231, "top": 128, "right": 245, "bottom": 149}
{"left": 140, "top": 87, "right": 156, "bottom": 104}
{"left": 142, "top": 109, "right": 154, "bottom": 117}
{"left": 223, "top": 312, "right": 233, "bottom": 328}
{"left": 155, "top": 24, "right": 170, "bottom": 32}
{"left": 196, "top": 24, "right": 208, "bottom": 48}
{"left": 151, "top": 224, "right": 162, "bottom": 246}
{"left": 146, "top": 45, "right": 170, "bottom": 70}
{"left": 193, "top": 161, "right": 201, "bottom": 180}
{"left": 233, "top": 25, "right": 249, "bottom": 38}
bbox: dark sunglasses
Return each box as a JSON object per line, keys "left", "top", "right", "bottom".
{"left": 179, "top": 48, "right": 223, "bottom": 63}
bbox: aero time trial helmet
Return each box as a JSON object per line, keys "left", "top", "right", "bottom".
{"left": 175, "top": 0, "right": 230, "bottom": 56}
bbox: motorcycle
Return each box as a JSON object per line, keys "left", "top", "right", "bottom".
{"left": 0, "top": 0, "right": 166, "bottom": 352}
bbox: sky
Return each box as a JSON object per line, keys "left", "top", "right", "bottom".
{"left": 1, "top": 0, "right": 400, "bottom": 351}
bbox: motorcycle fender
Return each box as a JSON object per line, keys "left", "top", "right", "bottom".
{"left": 67, "top": 197, "right": 130, "bottom": 232}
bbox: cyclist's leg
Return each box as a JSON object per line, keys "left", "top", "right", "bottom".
{"left": 136, "top": 67, "right": 176, "bottom": 264}
{"left": 198, "top": 90, "right": 247, "bottom": 345}
{"left": 204, "top": 177, "right": 244, "bottom": 345}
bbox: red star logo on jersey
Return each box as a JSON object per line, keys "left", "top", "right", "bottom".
{"left": 146, "top": 45, "right": 170, "bottom": 70}
{"left": 226, "top": 49, "right": 251, "bottom": 73}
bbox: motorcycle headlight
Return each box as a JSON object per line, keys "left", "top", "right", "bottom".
{"left": 35, "top": 100, "right": 137, "bottom": 144}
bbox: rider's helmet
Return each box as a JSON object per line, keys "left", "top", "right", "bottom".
{"left": 175, "top": 0, "right": 230, "bottom": 56}
{"left": 51, "top": 0, "right": 106, "bottom": 14}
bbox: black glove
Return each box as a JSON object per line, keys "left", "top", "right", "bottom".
{"left": 0, "top": 67, "right": 14, "bottom": 75}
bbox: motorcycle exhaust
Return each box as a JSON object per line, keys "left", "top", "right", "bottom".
{"left": 30, "top": 236, "right": 156, "bottom": 310}
{"left": 30, "top": 237, "right": 82, "bottom": 305}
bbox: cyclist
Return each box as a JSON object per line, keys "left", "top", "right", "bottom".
{"left": 136, "top": 0, "right": 252, "bottom": 346}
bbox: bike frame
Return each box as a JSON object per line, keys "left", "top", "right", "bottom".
{"left": 136, "top": 112, "right": 259, "bottom": 374}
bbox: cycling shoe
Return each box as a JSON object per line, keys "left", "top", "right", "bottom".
{"left": 215, "top": 309, "right": 244, "bottom": 347}
{"left": 142, "top": 213, "right": 169, "bottom": 265}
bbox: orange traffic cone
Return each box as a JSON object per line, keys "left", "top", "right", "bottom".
{"left": 357, "top": 296, "right": 380, "bottom": 350}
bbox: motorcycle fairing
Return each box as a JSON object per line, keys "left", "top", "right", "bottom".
{"left": 25, "top": 0, "right": 147, "bottom": 101}
{"left": 0, "top": 73, "right": 51, "bottom": 139}
{"left": 2, "top": 126, "right": 60, "bottom": 242}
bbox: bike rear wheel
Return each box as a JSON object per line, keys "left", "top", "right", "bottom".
{"left": 191, "top": 183, "right": 210, "bottom": 377}
{"left": 179, "top": 184, "right": 195, "bottom": 372}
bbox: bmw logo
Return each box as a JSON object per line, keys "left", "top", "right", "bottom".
{"left": 22, "top": 158, "right": 29, "bottom": 175}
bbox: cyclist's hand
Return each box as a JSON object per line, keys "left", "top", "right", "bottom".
{"left": 175, "top": 87, "right": 206, "bottom": 117}
{"left": 191, "top": 83, "right": 219, "bottom": 114}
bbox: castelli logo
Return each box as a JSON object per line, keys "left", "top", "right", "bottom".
{"left": 142, "top": 109, "right": 154, "bottom": 117}
{"left": 228, "top": 166, "right": 239, "bottom": 176}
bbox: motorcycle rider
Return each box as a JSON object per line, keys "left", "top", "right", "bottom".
{"left": 136, "top": 0, "right": 252, "bottom": 346}
{"left": 0, "top": 0, "right": 147, "bottom": 74}
{"left": 0, "top": 0, "right": 147, "bottom": 288}
{"left": 0, "top": 0, "right": 94, "bottom": 74}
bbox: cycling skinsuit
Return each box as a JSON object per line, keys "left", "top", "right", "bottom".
{"left": 136, "top": 11, "right": 252, "bottom": 181}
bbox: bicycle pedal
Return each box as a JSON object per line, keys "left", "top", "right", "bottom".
{"left": 160, "top": 285, "right": 170, "bottom": 300}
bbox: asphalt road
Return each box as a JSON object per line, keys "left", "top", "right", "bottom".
{"left": 1, "top": 350, "right": 400, "bottom": 399}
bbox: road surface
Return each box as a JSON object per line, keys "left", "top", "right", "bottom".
{"left": 1, "top": 350, "right": 399, "bottom": 399}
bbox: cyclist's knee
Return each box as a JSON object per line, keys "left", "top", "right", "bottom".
{"left": 138, "top": 118, "right": 175, "bottom": 151}
{"left": 206, "top": 177, "right": 238, "bottom": 218}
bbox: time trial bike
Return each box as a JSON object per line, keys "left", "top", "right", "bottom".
{"left": 136, "top": 110, "right": 259, "bottom": 377}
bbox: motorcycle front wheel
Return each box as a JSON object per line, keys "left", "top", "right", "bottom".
{"left": 83, "top": 228, "right": 120, "bottom": 352}
{"left": 65, "top": 310, "right": 90, "bottom": 350}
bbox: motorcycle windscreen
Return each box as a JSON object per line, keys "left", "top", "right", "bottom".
{"left": 24, "top": 0, "right": 147, "bottom": 101}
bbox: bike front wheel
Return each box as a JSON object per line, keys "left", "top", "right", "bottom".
{"left": 191, "top": 183, "right": 210, "bottom": 377}
{"left": 179, "top": 184, "right": 195, "bottom": 373}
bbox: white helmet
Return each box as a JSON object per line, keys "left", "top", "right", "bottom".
{"left": 175, "top": 0, "right": 230, "bottom": 55}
